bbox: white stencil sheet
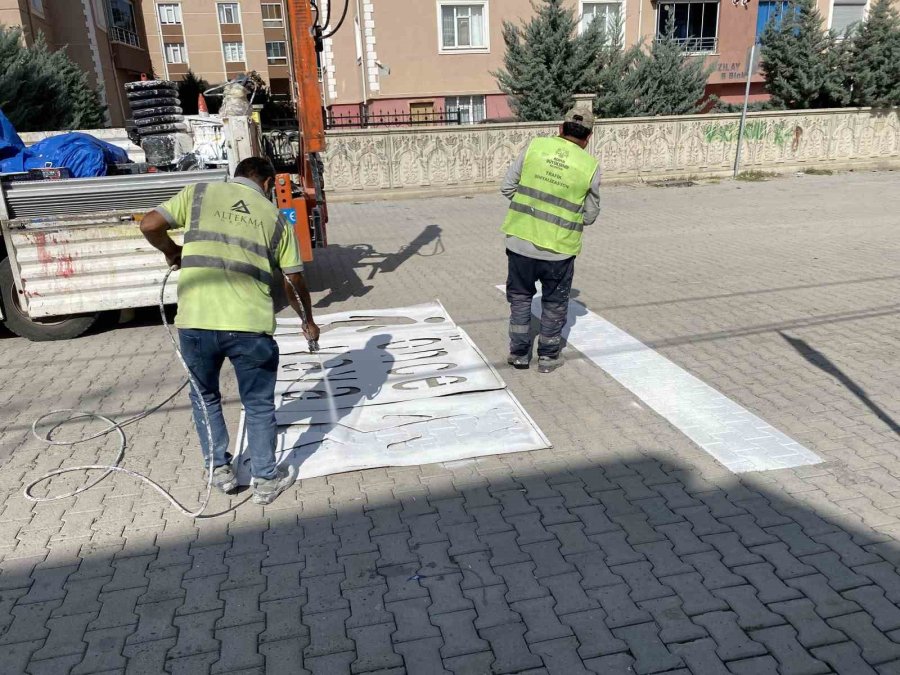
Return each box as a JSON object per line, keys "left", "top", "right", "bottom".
{"left": 235, "top": 302, "right": 549, "bottom": 484}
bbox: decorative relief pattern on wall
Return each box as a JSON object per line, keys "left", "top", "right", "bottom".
{"left": 324, "top": 109, "right": 900, "bottom": 194}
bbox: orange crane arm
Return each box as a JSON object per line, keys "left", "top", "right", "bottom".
{"left": 286, "top": 0, "right": 326, "bottom": 154}
{"left": 281, "top": 0, "right": 328, "bottom": 261}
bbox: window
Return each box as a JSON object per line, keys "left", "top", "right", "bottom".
{"left": 158, "top": 3, "right": 182, "bottom": 25}
{"left": 262, "top": 3, "right": 284, "bottom": 27}
{"left": 755, "top": 0, "right": 790, "bottom": 39}
{"left": 411, "top": 101, "right": 435, "bottom": 122}
{"left": 657, "top": 1, "right": 719, "bottom": 52}
{"left": 440, "top": 3, "right": 487, "bottom": 50}
{"left": 445, "top": 95, "right": 486, "bottom": 124}
{"left": 266, "top": 41, "right": 287, "bottom": 63}
{"left": 109, "top": 0, "right": 140, "bottom": 47}
{"left": 831, "top": 0, "right": 866, "bottom": 34}
{"left": 223, "top": 41, "right": 245, "bottom": 62}
{"left": 217, "top": 2, "right": 240, "bottom": 24}
{"left": 94, "top": 0, "right": 107, "bottom": 29}
{"left": 30, "top": 0, "right": 45, "bottom": 15}
{"left": 165, "top": 42, "right": 187, "bottom": 64}
{"left": 581, "top": 2, "right": 622, "bottom": 41}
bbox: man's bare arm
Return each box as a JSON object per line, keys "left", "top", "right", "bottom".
{"left": 284, "top": 272, "right": 320, "bottom": 341}
{"left": 140, "top": 210, "right": 183, "bottom": 268}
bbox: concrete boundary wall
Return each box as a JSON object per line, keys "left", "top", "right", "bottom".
{"left": 323, "top": 108, "right": 900, "bottom": 200}
{"left": 17, "top": 108, "right": 899, "bottom": 199}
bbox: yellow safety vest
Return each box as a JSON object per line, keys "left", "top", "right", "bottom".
{"left": 502, "top": 136, "right": 598, "bottom": 256}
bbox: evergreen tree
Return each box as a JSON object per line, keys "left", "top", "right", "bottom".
{"left": 760, "top": 0, "right": 849, "bottom": 108}
{"left": 177, "top": 70, "right": 210, "bottom": 115}
{"left": 625, "top": 13, "right": 712, "bottom": 116}
{"left": 0, "top": 25, "right": 106, "bottom": 131}
{"left": 494, "top": 0, "right": 606, "bottom": 121}
{"left": 53, "top": 49, "right": 107, "bottom": 129}
{"left": 846, "top": 0, "right": 900, "bottom": 107}
{"left": 593, "top": 17, "right": 645, "bottom": 118}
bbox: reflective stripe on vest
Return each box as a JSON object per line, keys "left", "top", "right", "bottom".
{"left": 180, "top": 254, "right": 274, "bottom": 286}
{"left": 502, "top": 137, "right": 598, "bottom": 256}
{"left": 180, "top": 182, "right": 277, "bottom": 284}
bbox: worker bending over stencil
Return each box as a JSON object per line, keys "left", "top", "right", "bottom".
{"left": 140, "top": 157, "right": 320, "bottom": 505}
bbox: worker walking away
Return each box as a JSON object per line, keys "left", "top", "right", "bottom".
{"left": 500, "top": 105, "right": 600, "bottom": 374}
{"left": 140, "top": 157, "right": 320, "bottom": 505}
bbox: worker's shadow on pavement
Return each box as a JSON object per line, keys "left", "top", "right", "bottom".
{"left": 305, "top": 224, "right": 444, "bottom": 309}
{"left": 260, "top": 334, "right": 396, "bottom": 477}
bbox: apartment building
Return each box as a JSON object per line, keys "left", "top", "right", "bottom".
{"left": 0, "top": 0, "right": 153, "bottom": 126}
{"left": 140, "top": 1, "right": 296, "bottom": 98}
{"left": 320, "top": 0, "right": 870, "bottom": 121}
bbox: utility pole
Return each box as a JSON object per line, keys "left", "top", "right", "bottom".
{"left": 733, "top": 42, "right": 757, "bottom": 178}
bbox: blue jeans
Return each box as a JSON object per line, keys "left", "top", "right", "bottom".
{"left": 178, "top": 329, "right": 280, "bottom": 480}
{"left": 506, "top": 250, "right": 575, "bottom": 359}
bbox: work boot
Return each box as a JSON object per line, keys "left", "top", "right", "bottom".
{"left": 252, "top": 466, "right": 296, "bottom": 505}
{"left": 507, "top": 354, "right": 531, "bottom": 370}
{"left": 210, "top": 464, "right": 237, "bottom": 494}
{"left": 538, "top": 355, "right": 562, "bottom": 374}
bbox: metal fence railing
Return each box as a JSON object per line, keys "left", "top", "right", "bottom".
{"left": 326, "top": 109, "right": 463, "bottom": 129}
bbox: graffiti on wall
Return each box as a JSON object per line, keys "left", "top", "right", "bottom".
{"left": 705, "top": 120, "right": 803, "bottom": 148}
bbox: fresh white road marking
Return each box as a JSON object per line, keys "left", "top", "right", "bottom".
{"left": 499, "top": 286, "right": 822, "bottom": 473}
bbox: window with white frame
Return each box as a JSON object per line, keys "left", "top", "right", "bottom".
{"left": 217, "top": 2, "right": 240, "bottom": 24}
{"left": 439, "top": 3, "right": 488, "bottom": 50}
{"left": 262, "top": 3, "right": 284, "bottom": 27}
{"left": 581, "top": 2, "right": 622, "bottom": 41}
{"left": 165, "top": 42, "right": 187, "bottom": 64}
{"left": 266, "top": 41, "right": 287, "bottom": 63}
{"left": 831, "top": 0, "right": 866, "bottom": 34}
{"left": 158, "top": 3, "right": 182, "bottom": 24}
{"left": 445, "top": 95, "right": 486, "bottom": 124}
{"left": 657, "top": 1, "right": 719, "bottom": 52}
{"left": 223, "top": 41, "right": 245, "bottom": 62}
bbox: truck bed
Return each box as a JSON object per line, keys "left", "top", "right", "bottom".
{"left": 1, "top": 170, "right": 225, "bottom": 318}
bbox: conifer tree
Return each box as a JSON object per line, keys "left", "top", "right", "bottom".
{"left": 846, "top": 0, "right": 900, "bottom": 107}
{"left": 53, "top": 49, "right": 107, "bottom": 129}
{"left": 0, "top": 25, "right": 106, "bottom": 131}
{"left": 626, "top": 13, "right": 712, "bottom": 116}
{"left": 177, "top": 70, "right": 210, "bottom": 115}
{"left": 494, "top": 0, "right": 606, "bottom": 121}
{"left": 760, "top": 0, "right": 849, "bottom": 108}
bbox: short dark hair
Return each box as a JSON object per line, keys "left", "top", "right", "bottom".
{"left": 234, "top": 157, "right": 276, "bottom": 184}
{"left": 562, "top": 121, "right": 592, "bottom": 141}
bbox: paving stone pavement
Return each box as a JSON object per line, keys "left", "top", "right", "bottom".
{"left": 1, "top": 171, "right": 899, "bottom": 674}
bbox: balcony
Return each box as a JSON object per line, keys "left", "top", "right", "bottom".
{"left": 110, "top": 25, "right": 141, "bottom": 48}
{"left": 656, "top": 35, "right": 718, "bottom": 53}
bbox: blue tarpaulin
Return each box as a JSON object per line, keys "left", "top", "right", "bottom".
{"left": 0, "top": 109, "right": 129, "bottom": 178}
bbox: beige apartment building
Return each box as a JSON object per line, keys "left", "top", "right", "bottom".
{"left": 140, "top": 1, "right": 296, "bottom": 98}
{"left": 0, "top": 0, "right": 153, "bottom": 127}
{"left": 320, "top": 0, "right": 869, "bottom": 122}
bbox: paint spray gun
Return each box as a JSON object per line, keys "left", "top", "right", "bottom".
{"left": 285, "top": 275, "right": 319, "bottom": 353}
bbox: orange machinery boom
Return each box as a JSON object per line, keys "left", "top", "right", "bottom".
{"left": 278, "top": 0, "right": 328, "bottom": 262}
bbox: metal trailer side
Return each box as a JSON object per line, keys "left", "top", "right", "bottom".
{"left": 0, "top": 170, "right": 226, "bottom": 339}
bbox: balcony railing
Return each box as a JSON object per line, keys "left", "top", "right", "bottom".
{"left": 111, "top": 26, "right": 141, "bottom": 48}
{"left": 657, "top": 35, "right": 718, "bottom": 53}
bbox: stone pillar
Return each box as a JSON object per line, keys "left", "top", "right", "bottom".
{"left": 572, "top": 93, "right": 596, "bottom": 117}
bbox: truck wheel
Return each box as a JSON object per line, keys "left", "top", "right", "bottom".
{"left": 0, "top": 258, "right": 99, "bottom": 341}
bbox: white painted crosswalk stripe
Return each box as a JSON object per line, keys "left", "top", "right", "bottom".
{"left": 499, "top": 286, "right": 822, "bottom": 473}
